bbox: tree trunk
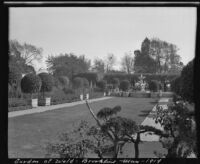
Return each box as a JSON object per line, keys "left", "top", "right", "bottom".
{"left": 134, "top": 132, "right": 140, "bottom": 158}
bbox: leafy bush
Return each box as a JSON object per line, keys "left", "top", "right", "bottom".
{"left": 21, "top": 73, "right": 42, "bottom": 95}
{"left": 8, "top": 84, "right": 23, "bottom": 98}
{"left": 73, "top": 77, "right": 89, "bottom": 89}
{"left": 8, "top": 98, "right": 28, "bottom": 107}
{"left": 148, "top": 80, "right": 158, "bottom": 92}
{"left": 171, "top": 76, "right": 182, "bottom": 96}
{"left": 58, "top": 76, "right": 70, "bottom": 88}
{"left": 119, "top": 80, "right": 130, "bottom": 91}
{"left": 180, "top": 60, "right": 193, "bottom": 103}
{"left": 9, "top": 65, "right": 22, "bottom": 86}
{"left": 63, "top": 87, "right": 74, "bottom": 94}
{"left": 96, "top": 80, "right": 107, "bottom": 91}
{"left": 38, "top": 73, "right": 54, "bottom": 93}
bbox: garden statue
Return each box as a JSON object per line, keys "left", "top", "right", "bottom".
{"left": 138, "top": 74, "right": 146, "bottom": 92}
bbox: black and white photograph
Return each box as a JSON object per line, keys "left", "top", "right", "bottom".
{"left": 6, "top": 2, "right": 198, "bottom": 159}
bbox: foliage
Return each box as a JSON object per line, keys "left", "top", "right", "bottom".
{"left": 9, "top": 39, "right": 43, "bottom": 67}
{"left": 58, "top": 76, "right": 70, "bottom": 88}
{"left": 73, "top": 77, "right": 89, "bottom": 89}
{"left": 38, "top": 73, "right": 54, "bottom": 93}
{"left": 111, "top": 78, "right": 120, "bottom": 89}
{"left": 121, "top": 52, "right": 134, "bottom": 74}
{"left": 148, "top": 80, "right": 159, "bottom": 92}
{"left": 74, "top": 72, "right": 98, "bottom": 85}
{"left": 119, "top": 80, "right": 130, "bottom": 91}
{"left": 105, "top": 53, "right": 116, "bottom": 73}
{"left": 171, "top": 76, "right": 182, "bottom": 96}
{"left": 62, "top": 87, "right": 74, "bottom": 95}
{"left": 180, "top": 60, "right": 193, "bottom": 103}
{"left": 46, "top": 53, "right": 91, "bottom": 80}
{"left": 92, "top": 58, "right": 105, "bottom": 73}
{"left": 8, "top": 98, "right": 28, "bottom": 107}
{"left": 9, "top": 65, "right": 22, "bottom": 86}
{"left": 96, "top": 80, "right": 107, "bottom": 91}
{"left": 21, "top": 73, "right": 42, "bottom": 95}
{"left": 153, "top": 102, "right": 196, "bottom": 157}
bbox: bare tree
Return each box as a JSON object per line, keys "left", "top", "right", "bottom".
{"left": 10, "top": 40, "right": 43, "bottom": 66}
{"left": 121, "top": 52, "right": 134, "bottom": 74}
{"left": 92, "top": 58, "right": 105, "bottom": 73}
{"left": 105, "top": 53, "right": 116, "bottom": 73}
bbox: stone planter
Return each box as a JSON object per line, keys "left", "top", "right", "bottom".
{"left": 31, "top": 98, "right": 38, "bottom": 108}
{"left": 86, "top": 93, "right": 89, "bottom": 100}
{"left": 45, "top": 97, "right": 51, "bottom": 106}
{"left": 103, "top": 92, "right": 106, "bottom": 96}
{"left": 80, "top": 94, "right": 83, "bottom": 100}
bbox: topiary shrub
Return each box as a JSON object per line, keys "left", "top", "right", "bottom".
{"left": 148, "top": 80, "right": 158, "bottom": 92}
{"left": 180, "top": 60, "right": 193, "bottom": 103}
{"left": 21, "top": 73, "right": 42, "bottom": 97}
{"left": 119, "top": 80, "right": 130, "bottom": 91}
{"left": 111, "top": 78, "right": 120, "bottom": 89}
{"left": 38, "top": 72, "right": 54, "bottom": 98}
{"left": 96, "top": 80, "right": 107, "bottom": 91}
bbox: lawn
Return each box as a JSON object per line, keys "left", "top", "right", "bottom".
{"left": 8, "top": 97, "right": 162, "bottom": 158}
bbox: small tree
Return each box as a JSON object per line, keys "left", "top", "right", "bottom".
{"left": 119, "top": 80, "right": 130, "bottom": 91}
{"left": 21, "top": 73, "right": 42, "bottom": 98}
{"left": 38, "top": 73, "right": 54, "bottom": 98}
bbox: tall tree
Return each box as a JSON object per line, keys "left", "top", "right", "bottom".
{"left": 121, "top": 52, "right": 134, "bottom": 74}
{"left": 46, "top": 53, "right": 91, "bottom": 80}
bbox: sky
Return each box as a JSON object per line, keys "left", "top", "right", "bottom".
{"left": 9, "top": 7, "right": 197, "bottom": 71}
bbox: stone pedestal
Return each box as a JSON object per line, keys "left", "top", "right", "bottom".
{"left": 32, "top": 99, "right": 38, "bottom": 108}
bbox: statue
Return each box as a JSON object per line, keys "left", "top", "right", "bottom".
{"left": 138, "top": 74, "right": 146, "bottom": 92}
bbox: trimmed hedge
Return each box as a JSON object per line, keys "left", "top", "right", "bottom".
{"left": 148, "top": 80, "right": 159, "bottom": 92}
{"left": 73, "top": 72, "right": 98, "bottom": 84}
{"left": 96, "top": 80, "right": 107, "bottom": 91}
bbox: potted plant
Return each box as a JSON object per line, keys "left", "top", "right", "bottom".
{"left": 38, "top": 72, "right": 54, "bottom": 106}
{"left": 21, "top": 73, "right": 42, "bottom": 108}
{"left": 119, "top": 80, "right": 130, "bottom": 97}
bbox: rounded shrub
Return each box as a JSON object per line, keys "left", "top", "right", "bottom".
{"left": 58, "top": 76, "right": 70, "bottom": 88}
{"left": 148, "top": 80, "right": 158, "bottom": 92}
{"left": 21, "top": 73, "right": 42, "bottom": 95}
{"left": 96, "top": 80, "right": 107, "bottom": 91}
{"left": 38, "top": 72, "right": 54, "bottom": 93}
{"left": 82, "top": 78, "right": 89, "bottom": 88}
{"left": 119, "top": 80, "right": 130, "bottom": 91}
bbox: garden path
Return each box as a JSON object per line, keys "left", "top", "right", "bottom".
{"left": 8, "top": 97, "right": 113, "bottom": 118}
